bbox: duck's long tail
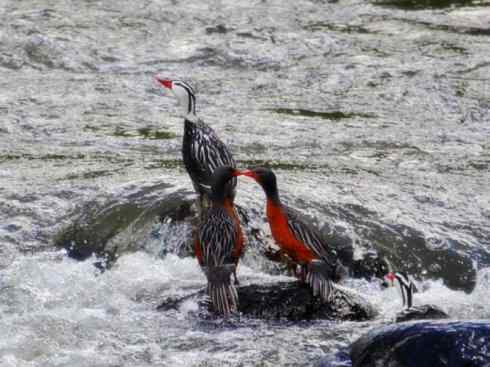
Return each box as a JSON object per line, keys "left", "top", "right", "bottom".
{"left": 306, "top": 260, "right": 334, "bottom": 302}
{"left": 204, "top": 264, "right": 238, "bottom": 316}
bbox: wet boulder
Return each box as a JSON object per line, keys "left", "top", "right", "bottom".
{"left": 54, "top": 179, "right": 479, "bottom": 293}
{"left": 54, "top": 182, "right": 195, "bottom": 266}
{"left": 314, "top": 202, "right": 479, "bottom": 292}
{"left": 157, "top": 281, "right": 378, "bottom": 321}
{"left": 350, "top": 321, "right": 490, "bottom": 367}
{"left": 394, "top": 304, "right": 449, "bottom": 323}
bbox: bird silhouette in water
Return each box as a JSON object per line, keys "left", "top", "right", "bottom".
{"left": 239, "top": 167, "right": 340, "bottom": 302}
{"left": 195, "top": 166, "right": 245, "bottom": 315}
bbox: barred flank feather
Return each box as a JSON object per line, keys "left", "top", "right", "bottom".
{"left": 204, "top": 265, "right": 238, "bottom": 315}
{"left": 183, "top": 119, "right": 236, "bottom": 200}
{"left": 306, "top": 260, "right": 334, "bottom": 302}
{"left": 285, "top": 207, "right": 338, "bottom": 267}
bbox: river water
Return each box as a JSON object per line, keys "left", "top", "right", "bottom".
{"left": 1, "top": 0, "right": 489, "bottom": 366}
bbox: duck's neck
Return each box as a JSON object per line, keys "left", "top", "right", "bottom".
{"left": 184, "top": 113, "right": 198, "bottom": 124}
{"left": 263, "top": 182, "right": 280, "bottom": 206}
{"left": 266, "top": 195, "right": 286, "bottom": 225}
{"left": 262, "top": 178, "right": 283, "bottom": 220}
{"left": 211, "top": 173, "right": 233, "bottom": 206}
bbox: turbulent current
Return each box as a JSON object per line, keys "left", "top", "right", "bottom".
{"left": 1, "top": 0, "right": 489, "bottom": 366}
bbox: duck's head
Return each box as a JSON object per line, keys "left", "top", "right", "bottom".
{"left": 210, "top": 166, "right": 241, "bottom": 203}
{"left": 240, "top": 167, "right": 279, "bottom": 202}
{"left": 156, "top": 78, "right": 196, "bottom": 117}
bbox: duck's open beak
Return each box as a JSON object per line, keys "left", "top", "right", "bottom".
{"left": 155, "top": 77, "right": 172, "bottom": 89}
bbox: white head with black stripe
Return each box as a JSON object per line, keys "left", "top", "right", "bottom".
{"left": 384, "top": 271, "right": 418, "bottom": 309}
{"left": 156, "top": 78, "right": 196, "bottom": 119}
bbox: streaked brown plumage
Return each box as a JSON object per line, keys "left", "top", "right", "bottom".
{"left": 156, "top": 78, "right": 237, "bottom": 208}
{"left": 195, "top": 166, "right": 244, "bottom": 315}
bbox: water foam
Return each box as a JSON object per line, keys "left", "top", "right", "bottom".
{"left": 1, "top": 249, "right": 488, "bottom": 366}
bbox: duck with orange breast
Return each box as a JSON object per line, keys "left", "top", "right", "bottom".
{"left": 239, "top": 167, "right": 342, "bottom": 302}
{"left": 195, "top": 166, "right": 244, "bottom": 315}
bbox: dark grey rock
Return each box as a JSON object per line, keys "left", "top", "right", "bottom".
{"left": 54, "top": 184, "right": 193, "bottom": 265}
{"left": 351, "top": 320, "right": 490, "bottom": 367}
{"left": 158, "top": 281, "right": 378, "bottom": 321}
{"left": 55, "top": 181, "right": 477, "bottom": 292}
{"left": 395, "top": 304, "right": 449, "bottom": 323}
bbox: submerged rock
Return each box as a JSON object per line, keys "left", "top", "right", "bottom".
{"left": 54, "top": 184, "right": 195, "bottom": 265}
{"left": 158, "top": 281, "right": 378, "bottom": 321}
{"left": 350, "top": 320, "right": 490, "bottom": 367}
{"left": 54, "top": 180, "right": 477, "bottom": 292}
{"left": 53, "top": 181, "right": 384, "bottom": 279}
{"left": 394, "top": 304, "right": 449, "bottom": 323}
{"left": 317, "top": 203, "right": 478, "bottom": 292}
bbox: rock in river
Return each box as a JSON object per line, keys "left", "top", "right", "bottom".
{"left": 350, "top": 320, "right": 490, "bottom": 367}
{"left": 394, "top": 304, "right": 449, "bottom": 323}
{"left": 158, "top": 280, "right": 378, "bottom": 321}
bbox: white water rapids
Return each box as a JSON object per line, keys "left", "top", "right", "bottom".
{"left": 1, "top": 248, "right": 489, "bottom": 366}
{"left": 1, "top": 0, "right": 489, "bottom": 365}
